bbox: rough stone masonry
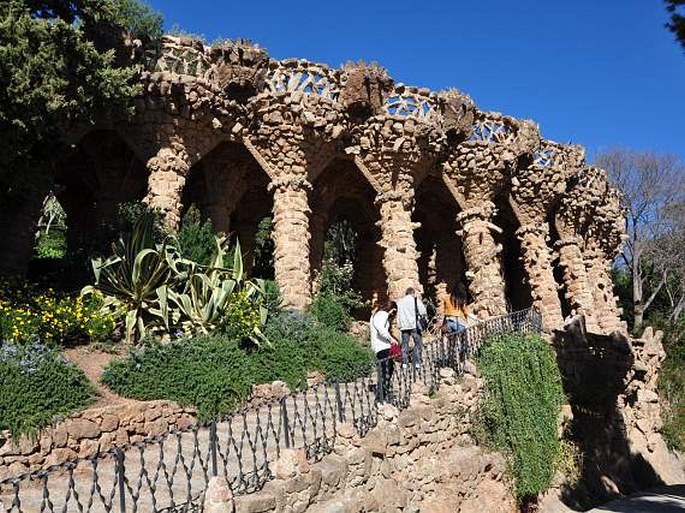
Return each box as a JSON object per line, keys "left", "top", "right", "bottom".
{"left": 1, "top": 36, "right": 627, "bottom": 335}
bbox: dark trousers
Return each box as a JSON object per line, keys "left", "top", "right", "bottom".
{"left": 376, "top": 349, "right": 394, "bottom": 402}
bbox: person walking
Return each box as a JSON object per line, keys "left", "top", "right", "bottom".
{"left": 370, "top": 300, "right": 398, "bottom": 402}
{"left": 396, "top": 287, "right": 427, "bottom": 369}
{"left": 442, "top": 282, "right": 477, "bottom": 334}
{"left": 441, "top": 282, "right": 478, "bottom": 365}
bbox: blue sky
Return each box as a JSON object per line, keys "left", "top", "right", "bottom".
{"left": 146, "top": 0, "right": 685, "bottom": 163}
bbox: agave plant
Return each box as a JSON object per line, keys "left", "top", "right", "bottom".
{"left": 82, "top": 214, "right": 180, "bottom": 343}
{"left": 167, "top": 236, "right": 268, "bottom": 343}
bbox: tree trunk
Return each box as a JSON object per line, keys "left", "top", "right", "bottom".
{"left": 633, "top": 259, "right": 644, "bottom": 328}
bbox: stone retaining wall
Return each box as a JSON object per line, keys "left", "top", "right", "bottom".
{"left": 205, "top": 368, "right": 517, "bottom": 513}
{"left": 0, "top": 401, "right": 195, "bottom": 481}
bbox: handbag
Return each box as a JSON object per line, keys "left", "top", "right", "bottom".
{"left": 415, "top": 297, "right": 428, "bottom": 332}
{"left": 390, "top": 344, "right": 403, "bottom": 362}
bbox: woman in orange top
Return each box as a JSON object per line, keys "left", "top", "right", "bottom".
{"left": 442, "top": 282, "right": 475, "bottom": 334}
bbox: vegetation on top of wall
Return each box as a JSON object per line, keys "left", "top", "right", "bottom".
{"left": 0, "top": 280, "right": 114, "bottom": 345}
{"left": 83, "top": 213, "right": 267, "bottom": 344}
{"left": 0, "top": 341, "right": 96, "bottom": 438}
{"left": 476, "top": 332, "right": 565, "bottom": 503}
{"left": 102, "top": 310, "right": 373, "bottom": 420}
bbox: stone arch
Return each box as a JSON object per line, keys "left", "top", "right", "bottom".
{"left": 310, "top": 158, "right": 386, "bottom": 307}
{"left": 181, "top": 140, "right": 273, "bottom": 275}
{"left": 493, "top": 195, "right": 533, "bottom": 311}
{"left": 54, "top": 130, "right": 149, "bottom": 254}
{"left": 412, "top": 175, "right": 465, "bottom": 306}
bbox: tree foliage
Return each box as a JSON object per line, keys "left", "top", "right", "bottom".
{"left": 0, "top": 0, "right": 162, "bottom": 196}
{"left": 666, "top": 0, "right": 685, "bottom": 50}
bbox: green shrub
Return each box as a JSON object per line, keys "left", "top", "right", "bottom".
{"left": 0, "top": 341, "right": 96, "bottom": 438}
{"left": 102, "top": 337, "right": 255, "bottom": 420}
{"left": 103, "top": 312, "right": 374, "bottom": 420}
{"left": 659, "top": 316, "right": 685, "bottom": 451}
{"left": 36, "top": 229, "right": 66, "bottom": 259}
{"left": 477, "top": 333, "right": 564, "bottom": 502}
{"left": 310, "top": 293, "right": 351, "bottom": 331}
{"left": 177, "top": 206, "right": 218, "bottom": 265}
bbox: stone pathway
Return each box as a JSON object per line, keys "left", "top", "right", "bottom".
{"left": 587, "top": 485, "right": 685, "bottom": 512}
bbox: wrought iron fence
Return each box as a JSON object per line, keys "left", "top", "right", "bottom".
{"left": 0, "top": 308, "right": 541, "bottom": 513}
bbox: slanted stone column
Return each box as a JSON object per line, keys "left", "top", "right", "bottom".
{"left": 516, "top": 223, "right": 563, "bottom": 330}
{"left": 144, "top": 146, "right": 191, "bottom": 230}
{"left": 269, "top": 176, "right": 313, "bottom": 309}
{"left": 509, "top": 141, "right": 586, "bottom": 331}
{"left": 584, "top": 247, "right": 624, "bottom": 333}
{"left": 375, "top": 191, "right": 421, "bottom": 300}
{"left": 555, "top": 237, "right": 599, "bottom": 332}
{"left": 456, "top": 203, "right": 507, "bottom": 316}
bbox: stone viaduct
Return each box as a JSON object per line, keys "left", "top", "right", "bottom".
{"left": 5, "top": 36, "right": 627, "bottom": 333}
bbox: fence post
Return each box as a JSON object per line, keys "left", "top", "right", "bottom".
{"left": 280, "top": 396, "right": 291, "bottom": 449}
{"left": 334, "top": 382, "right": 345, "bottom": 423}
{"left": 209, "top": 419, "right": 218, "bottom": 477}
{"left": 376, "top": 361, "right": 385, "bottom": 404}
{"left": 115, "top": 447, "right": 126, "bottom": 513}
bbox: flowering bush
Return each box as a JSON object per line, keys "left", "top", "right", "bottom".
{"left": 0, "top": 340, "right": 96, "bottom": 437}
{"left": 221, "top": 291, "right": 262, "bottom": 340}
{"left": 0, "top": 281, "right": 114, "bottom": 345}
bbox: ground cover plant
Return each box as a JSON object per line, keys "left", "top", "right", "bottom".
{"left": 476, "top": 332, "right": 565, "bottom": 503}
{"left": 0, "top": 279, "right": 114, "bottom": 345}
{"left": 0, "top": 341, "right": 96, "bottom": 438}
{"left": 101, "top": 310, "right": 374, "bottom": 420}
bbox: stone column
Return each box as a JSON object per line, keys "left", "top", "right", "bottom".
{"left": 555, "top": 237, "right": 600, "bottom": 332}
{"left": 144, "top": 147, "right": 190, "bottom": 231}
{"left": 269, "top": 176, "right": 313, "bottom": 310}
{"left": 375, "top": 191, "right": 421, "bottom": 300}
{"left": 584, "top": 247, "right": 625, "bottom": 334}
{"left": 456, "top": 204, "right": 507, "bottom": 316}
{"left": 516, "top": 223, "right": 563, "bottom": 330}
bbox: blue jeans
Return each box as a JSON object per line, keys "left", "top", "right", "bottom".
{"left": 445, "top": 317, "right": 467, "bottom": 334}
{"left": 401, "top": 329, "right": 423, "bottom": 366}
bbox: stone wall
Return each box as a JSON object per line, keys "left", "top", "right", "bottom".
{"left": 205, "top": 368, "right": 518, "bottom": 513}
{"left": 552, "top": 322, "right": 684, "bottom": 508}
{"left": 0, "top": 401, "right": 195, "bottom": 481}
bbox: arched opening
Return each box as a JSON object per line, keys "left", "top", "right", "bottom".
{"left": 182, "top": 141, "right": 273, "bottom": 277}
{"left": 310, "top": 158, "right": 385, "bottom": 311}
{"left": 494, "top": 195, "right": 533, "bottom": 311}
{"left": 547, "top": 209, "right": 573, "bottom": 318}
{"left": 54, "top": 130, "right": 149, "bottom": 256}
{"left": 413, "top": 176, "right": 466, "bottom": 309}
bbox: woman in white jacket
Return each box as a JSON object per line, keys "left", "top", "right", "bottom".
{"left": 370, "top": 301, "right": 398, "bottom": 402}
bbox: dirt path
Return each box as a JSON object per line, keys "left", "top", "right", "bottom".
{"left": 63, "top": 346, "right": 128, "bottom": 408}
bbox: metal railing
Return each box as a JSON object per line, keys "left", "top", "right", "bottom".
{"left": 0, "top": 308, "right": 541, "bottom": 513}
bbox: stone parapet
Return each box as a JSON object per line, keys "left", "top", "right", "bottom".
{"left": 203, "top": 369, "right": 516, "bottom": 513}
